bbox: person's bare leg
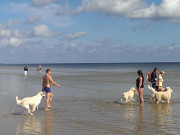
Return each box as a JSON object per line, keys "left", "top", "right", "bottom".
{"left": 48, "top": 93, "right": 53, "bottom": 108}
{"left": 139, "top": 89, "right": 144, "bottom": 106}
{"left": 158, "top": 87, "right": 164, "bottom": 91}
{"left": 45, "top": 93, "right": 51, "bottom": 111}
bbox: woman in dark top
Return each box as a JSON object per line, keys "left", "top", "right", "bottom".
{"left": 136, "top": 70, "right": 144, "bottom": 106}
{"left": 24, "top": 66, "right": 28, "bottom": 76}
{"left": 151, "top": 67, "right": 158, "bottom": 88}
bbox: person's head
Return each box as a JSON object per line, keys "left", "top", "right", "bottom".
{"left": 46, "top": 69, "right": 51, "bottom": 74}
{"left": 137, "top": 70, "right": 143, "bottom": 77}
{"left": 153, "top": 67, "right": 158, "bottom": 73}
{"left": 160, "top": 70, "right": 165, "bottom": 75}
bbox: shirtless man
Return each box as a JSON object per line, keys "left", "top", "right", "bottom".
{"left": 42, "top": 69, "right": 61, "bottom": 111}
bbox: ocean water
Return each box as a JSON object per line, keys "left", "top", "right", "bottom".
{"left": 0, "top": 63, "right": 180, "bottom": 135}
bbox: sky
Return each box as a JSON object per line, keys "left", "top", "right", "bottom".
{"left": 1, "top": 0, "right": 180, "bottom": 63}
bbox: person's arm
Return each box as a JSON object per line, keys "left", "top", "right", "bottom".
{"left": 49, "top": 76, "right": 61, "bottom": 87}
{"left": 138, "top": 77, "right": 142, "bottom": 90}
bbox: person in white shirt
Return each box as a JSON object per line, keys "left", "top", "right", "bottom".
{"left": 157, "top": 70, "right": 165, "bottom": 91}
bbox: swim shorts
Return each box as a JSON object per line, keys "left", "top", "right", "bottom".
{"left": 44, "top": 87, "right": 51, "bottom": 93}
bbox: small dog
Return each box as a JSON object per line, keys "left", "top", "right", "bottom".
{"left": 16, "top": 92, "right": 45, "bottom": 115}
{"left": 121, "top": 87, "right": 138, "bottom": 102}
{"left": 148, "top": 85, "right": 173, "bottom": 104}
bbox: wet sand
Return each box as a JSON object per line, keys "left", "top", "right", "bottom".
{"left": 0, "top": 65, "right": 180, "bottom": 135}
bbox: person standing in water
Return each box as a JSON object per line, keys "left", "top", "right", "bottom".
{"left": 42, "top": 69, "right": 61, "bottom": 111}
{"left": 37, "top": 65, "right": 42, "bottom": 74}
{"left": 157, "top": 70, "right": 165, "bottom": 91}
{"left": 136, "top": 70, "right": 144, "bottom": 106}
{"left": 151, "top": 67, "right": 158, "bottom": 88}
{"left": 24, "top": 66, "right": 28, "bottom": 76}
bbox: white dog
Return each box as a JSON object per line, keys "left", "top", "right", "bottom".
{"left": 148, "top": 85, "right": 173, "bottom": 104}
{"left": 121, "top": 87, "right": 138, "bottom": 102}
{"left": 16, "top": 92, "right": 45, "bottom": 115}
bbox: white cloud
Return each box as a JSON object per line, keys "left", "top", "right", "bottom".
{"left": 0, "top": 37, "right": 22, "bottom": 47}
{"left": 72, "top": 6, "right": 84, "bottom": 14}
{"left": 64, "top": 31, "right": 87, "bottom": 40}
{"left": 70, "top": 43, "right": 78, "bottom": 48}
{"left": 77, "top": 0, "right": 180, "bottom": 23}
{"left": 0, "top": 29, "right": 11, "bottom": 37}
{"left": 9, "top": 3, "right": 73, "bottom": 27}
{"left": 9, "top": 37, "right": 22, "bottom": 47}
{"left": 167, "top": 44, "right": 180, "bottom": 50}
{"left": 33, "top": 25, "right": 54, "bottom": 37}
{"left": 25, "top": 16, "right": 41, "bottom": 24}
{"left": 84, "top": 0, "right": 145, "bottom": 15}
{"left": 0, "top": 29, "right": 22, "bottom": 38}
{"left": 57, "top": 3, "right": 84, "bottom": 15}
{"left": 32, "top": 0, "right": 54, "bottom": 6}
{"left": 0, "top": 23, "right": 24, "bottom": 47}
{"left": 56, "top": 3, "right": 72, "bottom": 15}
{"left": 7, "top": 19, "right": 19, "bottom": 27}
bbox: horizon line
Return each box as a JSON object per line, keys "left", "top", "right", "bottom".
{"left": 1, "top": 61, "right": 180, "bottom": 65}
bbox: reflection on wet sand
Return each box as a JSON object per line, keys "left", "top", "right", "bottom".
{"left": 136, "top": 106, "right": 145, "bottom": 133}
{"left": 24, "top": 76, "right": 28, "bottom": 87}
{"left": 151, "top": 103, "right": 172, "bottom": 132}
{"left": 44, "top": 111, "right": 52, "bottom": 135}
{"left": 151, "top": 103, "right": 172, "bottom": 123}
{"left": 16, "top": 115, "right": 43, "bottom": 135}
{"left": 123, "top": 104, "right": 136, "bottom": 120}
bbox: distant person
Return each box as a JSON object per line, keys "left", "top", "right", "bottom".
{"left": 24, "top": 66, "right": 28, "bottom": 76}
{"left": 37, "top": 65, "right": 42, "bottom": 74}
{"left": 157, "top": 70, "right": 165, "bottom": 91}
{"left": 136, "top": 70, "right": 144, "bottom": 106}
{"left": 151, "top": 67, "right": 158, "bottom": 88}
{"left": 42, "top": 69, "right": 61, "bottom": 111}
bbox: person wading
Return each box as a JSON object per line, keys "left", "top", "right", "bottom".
{"left": 136, "top": 70, "right": 144, "bottom": 106}
{"left": 42, "top": 69, "right": 61, "bottom": 111}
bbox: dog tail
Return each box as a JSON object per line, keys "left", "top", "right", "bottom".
{"left": 148, "top": 85, "right": 158, "bottom": 94}
{"left": 16, "top": 96, "right": 22, "bottom": 105}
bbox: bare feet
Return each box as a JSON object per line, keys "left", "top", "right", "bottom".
{"left": 48, "top": 106, "right": 53, "bottom": 108}
{"left": 45, "top": 108, "right": 50, "bottom": 111}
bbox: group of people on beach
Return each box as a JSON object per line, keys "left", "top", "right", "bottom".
{"left": 24, "top": 65, "right": 166, "bottom": 110}
{"left": 42, "top": 67, "right": 166, "bottom": 110}
{"left": 24, "top": 65, "right": 42, "bottom": 76}
{"left": 24, "top": 66, "right": 60, "bottom": 111}
{"left": 136, "top": 67, "right": 166, "bottom": 105}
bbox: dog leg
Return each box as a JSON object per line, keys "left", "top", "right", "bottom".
{"left": 120, "top": 98, "right": 123, "bottom": 102}
{"left": 26, "top": 108, "right": 33, "bottom": 115}
{"left": 36, "top": 106, "right": 39, "bottom": 111}
{"left": 31, "top": 105, "right": 37, "bottom": 112}
{"left": 131, "top": 97, "right": 135, "bottom": 101}
{"left": 167, "top": 100, "right": 170, "bottom": 103}
{"left": 156, "top": 100, "right": 160, "bottom": 104}
{"left": 124, "top": 98, "right": 129, "bottom": 103}
{"left": 24, "top": 105, "right": 33, "bottom": 115}
{"left": 121, "top": 95, "right": 125, "bottom": 102}
{"left": 151, "top": 94, "right": 155, "bottom": 102}
{"left": 29, "top": 111, "right": 33, "bottom": 115}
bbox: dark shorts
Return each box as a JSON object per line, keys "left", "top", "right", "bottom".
{"left": 44, "top": 87, "right": 51, "bottom": 93}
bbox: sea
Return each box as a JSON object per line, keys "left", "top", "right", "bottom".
{"left": 0, "top": 62, "right": 180, "bottom": 135}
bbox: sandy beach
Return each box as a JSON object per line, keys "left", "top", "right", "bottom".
{"left": 0, "top": 63, "right": 180, "bottom": 135}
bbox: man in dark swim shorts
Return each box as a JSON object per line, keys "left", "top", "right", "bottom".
{"left": 42, "top": 69, "right": 61, "bottom": 111}
{"left": 44, "top": 87, "right": 51, "bottom": 93}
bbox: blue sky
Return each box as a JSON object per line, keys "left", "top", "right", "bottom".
{"left": 1, "top": 0, "right": 180, "bottom": 63}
